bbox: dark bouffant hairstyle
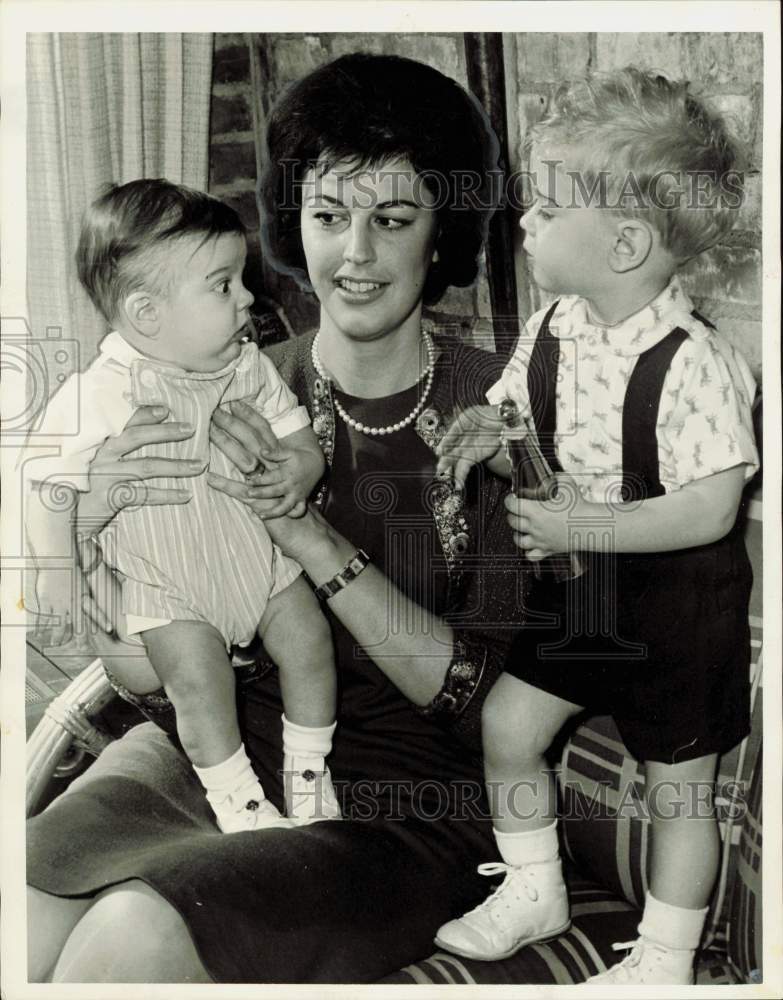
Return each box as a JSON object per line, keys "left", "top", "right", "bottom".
{"left": 77, "top": 178, "right": 245, "bottom": 323}
{"left": 259, "top": 52, "right": 500, "bottom": 304}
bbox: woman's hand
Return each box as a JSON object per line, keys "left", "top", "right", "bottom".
{"left": 504, "top": 473, "right": 589, "bottom": 561}
{"left": 74, "top": 405, "right": 202, "bottom": 634}
{"left": 76, "top": 405, "right": 202, "bottom": 537}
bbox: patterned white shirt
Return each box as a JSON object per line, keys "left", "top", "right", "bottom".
{"left": 488, "top": 276, "right": 759, "bottom": 503}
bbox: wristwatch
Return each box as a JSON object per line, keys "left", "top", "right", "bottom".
{"left": 313, "top": 549, "right": 370, "bottom": 602}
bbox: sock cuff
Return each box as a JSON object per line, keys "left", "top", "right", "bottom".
{"left": 281, "top": 713, "right": 336, "bottom": 757}
{"left": 639, "top": 892, "right": 709, "bottom": 951}
{"left": 193, "top": 743, "right": 254, "bottom": 791}
{"left": 494, "top": 820, "right": 560, "bottom": 866}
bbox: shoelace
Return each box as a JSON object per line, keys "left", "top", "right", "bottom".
{"left": 601, "top": 938, "right": 667, "bottom": 981}
{"left": 474, "top": 862, "right": 539, "bottom": 915}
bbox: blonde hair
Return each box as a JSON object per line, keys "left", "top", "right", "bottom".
{"left": 529, "top": 67, "right": 744, "bottom": 262}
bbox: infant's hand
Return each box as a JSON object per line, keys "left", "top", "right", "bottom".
{"left": 436, "top": 404, "right": 505, "bottom": 489}
{"left": 26, "top": 569, "right": 75, "bottom": 647}
{"left": 244, "top": 447, "right": 317, "bottom": 518}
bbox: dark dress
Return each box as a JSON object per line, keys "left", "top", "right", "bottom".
{"left": 26, "top": 334, "right": 524, "bottom": 983}
{"left": 505, "top": 304, "right": 753, "bottom": 764}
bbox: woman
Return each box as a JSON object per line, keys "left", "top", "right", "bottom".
{"left": 27, "top": 52, "right": 523, "bottom": 983}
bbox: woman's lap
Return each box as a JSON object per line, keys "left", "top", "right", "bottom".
{"left": 27, "top": 723, "right": 494, "bottom": 983}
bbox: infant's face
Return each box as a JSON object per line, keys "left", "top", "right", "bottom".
{"left": 520, "top": 145, "right": 616, "bottom": 299}
{"left": 151, "top": 232, "right": 254, "bottom": 373}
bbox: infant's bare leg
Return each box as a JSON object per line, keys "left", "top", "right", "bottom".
{"left": 259, "top": 576, "right": 340, "bottom": 822}
{"left": 142, "top": 622, "right": 290, "bottom": 832}
{"left": 259, "top": 575, "right": 336, "bottom": 727}
{"left": 141, "top": 621, "right": 238, "bottom": 767}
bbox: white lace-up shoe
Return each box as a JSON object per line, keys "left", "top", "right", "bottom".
{"left": 585, "top": 937, "right": 696, "bottom": 985}
{"left": 434, "top": 860, "right": 571, "bottom": 961}
{"left": 283, "top": 755, "right": 342, "bottom": 825}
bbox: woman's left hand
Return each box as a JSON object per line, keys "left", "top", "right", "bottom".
{"left": 504, "top": 473, "right": 590, "bottom": 561}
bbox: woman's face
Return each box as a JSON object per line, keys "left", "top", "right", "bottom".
{"left": 300, "top": 156, "right": 439, "bottom": 343}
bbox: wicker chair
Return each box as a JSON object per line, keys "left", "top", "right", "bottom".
{"left": 26, "top": 657, "right": 116, "bottom": 817}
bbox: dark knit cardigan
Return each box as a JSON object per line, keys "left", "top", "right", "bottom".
{"left": 266, "top": 329, "right": 526, "bottom": 750}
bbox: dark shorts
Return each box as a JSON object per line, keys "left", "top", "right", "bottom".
{"left": 505, "top": 539, "right": 753, "bottom": 764}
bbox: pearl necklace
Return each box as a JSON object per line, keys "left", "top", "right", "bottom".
{"left": 311, "top": 330, "right": 436, "bottom": 437}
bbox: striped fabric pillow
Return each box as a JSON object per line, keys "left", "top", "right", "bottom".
{"left": 727, "top": 747, "right": 763, "bottom": 983}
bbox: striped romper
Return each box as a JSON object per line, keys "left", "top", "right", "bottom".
{"left": 30, "top": 331, "right": 308, "bottom": 648}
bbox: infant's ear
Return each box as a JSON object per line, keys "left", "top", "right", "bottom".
{"left": 608, "top": 219, "right": 653, "bottom": 273}
{"left": 124, "top": 292, "right": 160, "bottom": 337}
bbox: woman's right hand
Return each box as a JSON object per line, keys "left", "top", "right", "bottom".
{"left": 75, "top": 405, "right": 202, "bottom": 637}
{"left": 75, "top": 405, "right": 203, "bottom": 538}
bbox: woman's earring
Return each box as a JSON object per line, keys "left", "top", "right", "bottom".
{"left": 432, "top": 249, "right": 440, "bottom": 264}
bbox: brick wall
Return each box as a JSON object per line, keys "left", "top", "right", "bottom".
{"left": 209, "top": 32, "right": 763, "bottom": 380}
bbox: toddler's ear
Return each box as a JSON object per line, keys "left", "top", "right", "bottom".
{"left": 608, "top": 219, "right": 653, "bottom": 273}
{"left": 124, "top": 291, "right": 160, "bottom": 337}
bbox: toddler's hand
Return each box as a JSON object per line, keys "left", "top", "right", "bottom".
{"left": 436, "top": 405, "right": 505, "bottom": 489}
{"left": 504, "top": 472, "right": 588, "bottom": 560}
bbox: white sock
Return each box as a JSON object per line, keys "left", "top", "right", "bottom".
{"left": 638, "top": 892, "right": 708, "bottom": 951}
{"left": 281, "top": 713, "right": 336, "bottom": 772}
{"left": 193, "top": 743, "right": 266, "bottom": 809}
{"left": 494, "top": 820, "right": 560, "bottom": 867}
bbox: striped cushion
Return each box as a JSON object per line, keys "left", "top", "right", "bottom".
{"left": 381, "top": 868, "right": 740, "bottom": 985}
{"left": 727, "top": 746, "right": 763, "bottom": 983}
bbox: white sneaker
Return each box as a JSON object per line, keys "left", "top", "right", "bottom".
{"left": 434, "top": 860, "right": 571, "bottom": 961}
{"left": 209, "top": 789, "right": 294, "bottom": 833}
{"left": 585, "top": 937, "right": 695, "bottom": 985}
{"left": 283, "top": 755, "right": 342, "bottom": 825}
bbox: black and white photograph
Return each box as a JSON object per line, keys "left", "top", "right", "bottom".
{"left": 1, "top": 2, "right": 780, "bottom": 997}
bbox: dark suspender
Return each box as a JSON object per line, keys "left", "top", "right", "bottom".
{"left": 528, "top": 302, "right": 563, "bottom": 473}
{"left": 621, "top": 328, "right": 688, "bottom": 500}
{"left": 529, "top": 303, "right": 699, "bottom": 502}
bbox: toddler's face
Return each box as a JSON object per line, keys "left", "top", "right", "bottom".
{"left": 151, "top": 232, "right": 254, "bottom": 373}
{"left": 521, "top": 145, "right": 615, "bottom": 299}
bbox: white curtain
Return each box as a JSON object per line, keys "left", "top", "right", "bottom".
{"left": 26, "top": 33, "right": 214, "bottom": 367}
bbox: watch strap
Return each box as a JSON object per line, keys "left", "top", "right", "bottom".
{"left": 314, "top": 549, "right": 370, "bottom": 601}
